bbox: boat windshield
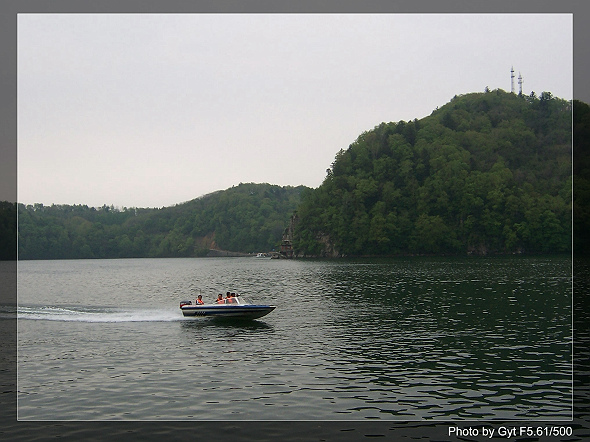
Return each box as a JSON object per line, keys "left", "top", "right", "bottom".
{"left": 225, "top": 296, "right": 246, "bottom": 305}
{"left": 213, "top": 295, "right": 248, "bottom": 305}
{"left": 186, "top": 294, "right": 255, "bottom": 306}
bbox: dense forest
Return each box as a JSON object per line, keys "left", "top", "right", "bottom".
{"left": 1, "top": 89, "right": 586, "bottom": 260}
{"left": 293, "top": 89, "right": 573, "bottom": 256}
{"left": 16, "top": 183, "right": 305, "bottom": 260}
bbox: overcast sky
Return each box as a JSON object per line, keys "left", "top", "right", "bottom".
{"left": 17, "top": 13, "right": 573, "bottom": 208}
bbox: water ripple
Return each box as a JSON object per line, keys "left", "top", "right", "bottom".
{"left": 16, "top": 256, "right": 572, "bottom": 421}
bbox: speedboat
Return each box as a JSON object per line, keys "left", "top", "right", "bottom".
{"left": 179, "top": 295, "right": 275, "bottom": 319}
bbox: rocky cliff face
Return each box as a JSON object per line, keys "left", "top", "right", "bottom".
{"left": 285, "top": 212, "right": 340, "bottom": 258}
{"left": 282, "top": 213, "right": 298, "bottom": 243}
{"left": 279, "top": 213, "right": 298, "bottom": 258}
{"left": 316, "top": 234, "right": 340, "bottom": 258}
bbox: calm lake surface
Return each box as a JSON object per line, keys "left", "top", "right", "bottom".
{"left": 16, "top": 256, "right": 572, "bottom": 421}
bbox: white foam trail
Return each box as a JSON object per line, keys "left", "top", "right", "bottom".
{"left": 17, "top": 305, "right": 183, "bottom": 323}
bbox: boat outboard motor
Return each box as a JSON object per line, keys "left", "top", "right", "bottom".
{"left": 179, "top": 300, "right": 192, "bottom": 308}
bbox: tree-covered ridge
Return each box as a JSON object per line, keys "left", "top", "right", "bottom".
{"left": 17, "top": 183, "right": 306, "bottom": 260}
{"left": 294, "top": 89, "right": 572, "bottom": 256}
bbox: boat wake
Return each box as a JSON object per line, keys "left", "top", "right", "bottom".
{"left": 16, "top": 305, "right": 182, "bottom": 323}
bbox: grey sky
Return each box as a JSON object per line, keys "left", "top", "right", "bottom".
{"left": 17, "top": 13, "right": 573, "bottom": 208}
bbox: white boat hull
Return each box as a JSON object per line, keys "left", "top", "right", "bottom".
{"left": 180, "top": 304, "right": 275, "bottom": 319}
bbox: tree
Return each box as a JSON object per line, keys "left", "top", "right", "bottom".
{"left": 16, "top": 184, "right": 307, "bottom": 259}
{"left": 294, "top": 90, "right": 572, "bottom": 256}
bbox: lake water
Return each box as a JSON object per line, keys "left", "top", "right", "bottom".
{"left": 15, "top": 256, "right": 572, "bottom": 423}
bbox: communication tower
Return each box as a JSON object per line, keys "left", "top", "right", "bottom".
{"left": 518, "top": 72, "right": 523, "bottom": 95}
{"left": 510, "top": 66, "right": 515, "bottom": 93}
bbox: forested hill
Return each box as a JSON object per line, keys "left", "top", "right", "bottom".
{"left": 2, "top": 89, "right": 583, "bottom": 260}
{"left": 17, "top": 183, "right": 306, "bottom": 260}
{"left": 294, "top": 89, "right": 572, "bottom": 256}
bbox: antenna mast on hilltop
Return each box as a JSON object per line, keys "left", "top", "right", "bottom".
{"left": 510, "top": 66, "right": 515, "bottom": 93}
{"left": 518, "top": 72, "right": 523, "bottom": 95}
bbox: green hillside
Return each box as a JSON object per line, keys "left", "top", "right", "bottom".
{"left": 17, "top": 183, "right": 306, "bottom": 259}
{"left": 4, "top": 89, "right": 584, "bottom": 260}
{"left": 293, "top": 89, "right": 572, "bottom": 256}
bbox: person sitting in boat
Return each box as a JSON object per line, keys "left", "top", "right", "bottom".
{"left": 226, "top": 293, "right": 237, "bottom": 304}
{"left": 196, "top": 295, "right": 204, "bottom": 305}
{"left": 216, "top": 294, "right": 225, "bottom": 304}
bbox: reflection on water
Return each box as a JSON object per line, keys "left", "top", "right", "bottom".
{"left": 319, "top": 258, "right": 571, "bottom": 419}
{"left": 17, "top": 256, "right": 571, "bottom": 421}
{"left": 180, "top": 317, "right": 274, "bottom": 332}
